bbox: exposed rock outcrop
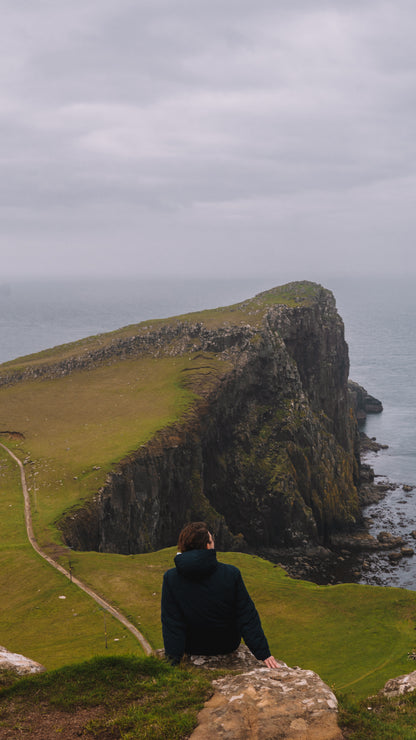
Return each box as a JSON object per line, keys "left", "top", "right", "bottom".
{"left": 57, "top": 282, "right": 363, "bottom": 554}
{"left": 380, "top": 669, "right": 416, "bottom": 697}
{"left": 185, "top": 646, "right": 342, "bottom": 740}
{"left": 0, "top": 645, "right": 45, "bottom": 675}
{"left": 348, "top": 380, "right": 383, "bottom": 422}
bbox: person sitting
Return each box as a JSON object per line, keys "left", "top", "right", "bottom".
{"left": 161, "top": 521, "right": 280, "bottom": 668}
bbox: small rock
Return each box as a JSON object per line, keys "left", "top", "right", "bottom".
{"left": 401, "top": 547, "right": 414, "bottom": 557}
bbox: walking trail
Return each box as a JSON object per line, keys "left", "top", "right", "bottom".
{"left": 0, "top": 442, "right": 153, "bottom": 655}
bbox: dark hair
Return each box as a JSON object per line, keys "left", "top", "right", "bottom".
{"left": 177, "top": 522, "right": 211, "bottom": 552}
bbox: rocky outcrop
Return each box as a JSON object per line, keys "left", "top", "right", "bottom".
{"left": 380, "top": 669, "right": 416, "bottom": 697}
{"left": 0, "top": 645, "right": 45, "bottom": 675}
{"left": 348, "top": 380, "right": 383, "bottom": 422}
{"left": 185, "top": 646, "right": 342, "bottom": 740}
{"left": 58, "top": 282, "right": 363, "bottom": 554}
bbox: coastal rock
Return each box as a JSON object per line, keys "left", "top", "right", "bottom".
{"left": 359, "top": 432, "right": 388, "bottom": 453}
{"left": 330, "top": 532, "right": 383, "bottom": 551}
{"left": 359, "top": 481, "right": 391, "bottom": 506}
{"left": 331, "top": 531, "right": 405, "bottom": 552}
{"left": 0, "top": 645, "right": 45, "bottom": 675}
{"left": 388, "top": 551, "right": 403, "bottom": 562}
{"left": 189, "top": 649, "right": 342, "bottom": 739}
{"left": 57, "top": 283, "right": 362, "bottom": 554}
{"left": 348, "top": 380, "right": 383, "bottom": 422}
{"left": 377, "top": 531, "right": 405, "bottom": 547}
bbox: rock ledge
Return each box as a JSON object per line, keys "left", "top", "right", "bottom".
{"left": 187, "top": 646, "right": 342, "bottom": 740}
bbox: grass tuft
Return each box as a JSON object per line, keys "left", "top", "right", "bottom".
{"left": 0, "top": 655, "right": 212, "bottom": 739}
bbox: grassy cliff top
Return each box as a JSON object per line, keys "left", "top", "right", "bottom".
{"left": 0, "top": 281, "right": 326, "bottom": 373}
{"left": 0, "top": 281, "right": 327, "bottom": 549}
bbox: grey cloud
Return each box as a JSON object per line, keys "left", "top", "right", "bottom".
{"left": 1, "top": 1, "right": 415, "bottom": 278}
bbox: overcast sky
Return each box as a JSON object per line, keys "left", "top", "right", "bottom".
{"left": 1, "top": 0, "right": 415, "bottom": 281}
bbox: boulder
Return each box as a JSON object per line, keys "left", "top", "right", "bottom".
{"left": 0, "top": 645, "right": 45, "bottom": 675}
{"left": 380, "top": 670, "right": 416, "bottom": 697}
{"left": 388, "top": 551, "right": 403, "bottom": 562}
{"left": 187, "top": 646, "right": 342, "bottom": 740}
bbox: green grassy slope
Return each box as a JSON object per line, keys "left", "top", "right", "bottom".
{"left": 66, "top": 546, "right": 416, "bottom": 699}
{"left": 0, "top": 447, "right": 143, "bottom": 668}
{"left": 0, "top": 354, "right": 228, "bottom": 549}
{"left": 2, "top": 444, "right": 415, "bottom": 700}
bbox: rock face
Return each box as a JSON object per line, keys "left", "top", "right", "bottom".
{"left": 0, "top": 645, "right": 45, "bottom": 675}
{"left": 187, "top": 647, "right": 342, "bottom": 740}
{"left": 53, "top": 281, "right": 361, "bottom": 553}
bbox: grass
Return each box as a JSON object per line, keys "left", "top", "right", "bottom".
{"left": 2, "top": 428, "right": 416, "bottom": 696}
{"left": 48, "top": 547, "right": 416, "bottom": 700}
{"left": 0, "top": 280, "right": 321, "bottom": 374}
{"left": 0, "top": 353, "right": 227, "bottom": 548}
{"left": 3, "top": 655, "right": 416, "bottom": 740}
{"left": 0, "top": 447, "right": 143, "bottom": 668}
{"left": 339, "top": 692, "right": 416, "bottom": 739}
{"left": 3, "top": 438, "right": 416, "bottom": 699}
{"left": 0, "top": 655, "right": 213, "bottom": 739}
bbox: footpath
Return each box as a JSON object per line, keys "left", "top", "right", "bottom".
{"left": 0, "top": 442, "right": 152, "bottom": 655}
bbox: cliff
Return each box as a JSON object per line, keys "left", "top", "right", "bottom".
{"left": 54, "top": 281, "right": 361, "bottom": 553}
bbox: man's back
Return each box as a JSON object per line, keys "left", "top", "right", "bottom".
{"left": 162, "top": 549, "right": 270, "bottom": 662}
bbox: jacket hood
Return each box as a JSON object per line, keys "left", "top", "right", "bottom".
{"left": 174, "top": 549, "right": 218, "bottom": 580}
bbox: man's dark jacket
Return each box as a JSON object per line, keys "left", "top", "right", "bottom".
{"left": 161, "top": 549, "right": 271, "bottom": 664}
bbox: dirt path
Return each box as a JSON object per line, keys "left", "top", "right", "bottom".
{"left": 0, "top": 442, "right": 153, "bottom": 655}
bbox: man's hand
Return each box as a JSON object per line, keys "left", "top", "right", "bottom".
{"left": 263, "top": 655, "right": 280, "bottom": 669}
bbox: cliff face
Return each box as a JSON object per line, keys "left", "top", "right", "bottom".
{"left": 59, "top": 281, "right": 362, "bottom": 553}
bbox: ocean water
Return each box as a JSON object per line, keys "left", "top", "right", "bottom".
{"left": 1, "top": 275, "right": 415, "bottom": 588}
{"left": 330, "top": 277, "right": 416, "bottom": 487}
{"left": 328, "top": 277, "right": 416, "bottom": 589}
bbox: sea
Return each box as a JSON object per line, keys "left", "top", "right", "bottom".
{"left": 1, "top": 275, "right": 415, "bottom": 589}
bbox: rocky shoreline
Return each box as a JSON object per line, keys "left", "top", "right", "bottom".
{"left": 257, "top": 430, "right": 415, "bottom": 585}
